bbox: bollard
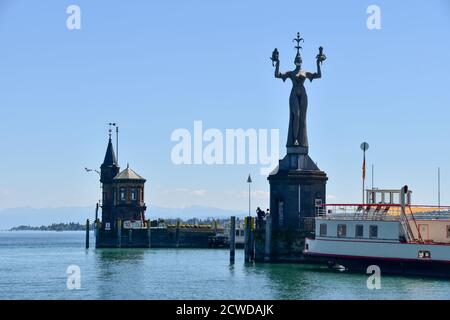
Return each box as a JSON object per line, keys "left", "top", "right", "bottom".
{"left": 229, "top": 216, "right": 236, "bottom": 264}
{"left": 85, "top": 219, "right": 90, "bottom": 249}
{"left": 147, "top": 220, "right": 152, "bottom": 248}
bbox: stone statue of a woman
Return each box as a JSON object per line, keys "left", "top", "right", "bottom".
{"left": 272, "top": 34, "right": 326, "bottom": 154}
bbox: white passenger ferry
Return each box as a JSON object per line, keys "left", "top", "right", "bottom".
{"left": 304, "top": 187, "right": 450, "bottom": 277}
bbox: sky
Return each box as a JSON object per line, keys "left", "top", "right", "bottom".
{"left": 0, "top": 0, "right": 449, "bottom": 211}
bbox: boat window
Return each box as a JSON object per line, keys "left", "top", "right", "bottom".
{"left": 319, "top": 224, "right": 327, "bottom": 236}
{"left": 447, "top": 225, "right": 450, "bottom": 238}
{"left": 355, "top": 225, "right": 364, "bottom": 238}
{"left": 236, "top": 230, "right": 240, "bottom": 236}
{"left": 369, "top": 225, "right": 378, "bottom": 238}
{"left": 337, "top": 224, "right": 347, "bottom": 237}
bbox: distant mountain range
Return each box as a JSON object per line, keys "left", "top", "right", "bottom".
{"left": 0, "top": 205, "right": 245, "bottom": 230}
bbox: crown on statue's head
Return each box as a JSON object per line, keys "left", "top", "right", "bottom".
{"left": 292, "top": 32, "right": 304, "bottom": 66}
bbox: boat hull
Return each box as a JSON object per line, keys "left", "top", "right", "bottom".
{"left": 306, "top": 252, "right": 450, "bottom": 278}
{"left": 304, "top": 237, "right": 450, "bottom": 278}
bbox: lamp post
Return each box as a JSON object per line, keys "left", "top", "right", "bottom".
{"left": 247, "top": 174, "right": 252, "bottom": 216}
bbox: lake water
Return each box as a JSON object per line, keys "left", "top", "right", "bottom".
{"left": 0, "top": 231, "right": 449, "bottom": 300}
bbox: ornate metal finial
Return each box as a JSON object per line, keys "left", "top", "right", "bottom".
{"left": 292, "top": 32, "right": 304, "bottom": 55}
{"left": 108, "top": 124, "right": 112, "bottom": 140}
{"left": 108, "top": 122, "right": 117, "bottom": 140}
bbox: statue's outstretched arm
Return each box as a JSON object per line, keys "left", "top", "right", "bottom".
{"left": 274, "top": 60, "right": 290, "bottom": 82}
{"left": 306, "top": 60, "right": 322, "bottom": 82}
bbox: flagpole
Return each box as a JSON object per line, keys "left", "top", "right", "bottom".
{"left": 362, "top": 151, "right": 365, "bottom": 204}
{"left": 360, "top": 142, "right": 369, "bottom": 205}
{"left": 438, "top": 167, "right": 441, "bottom": 208}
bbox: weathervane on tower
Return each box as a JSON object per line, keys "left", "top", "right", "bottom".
{"left": 108, "top": 122, "right": 119, "bottom": 163}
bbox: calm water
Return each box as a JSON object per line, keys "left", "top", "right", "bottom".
{"left": 0, "top": 231, "right": 449, "bottom": 300}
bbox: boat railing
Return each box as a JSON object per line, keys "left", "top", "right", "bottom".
{"left": 316, "top": 204, "right": 450, "bottom": 221}
{"left": 315, "top": 203, "right": 402, "bottom": 221}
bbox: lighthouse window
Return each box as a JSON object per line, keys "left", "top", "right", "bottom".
{"left": 337, "top": 224, "right": 347, "bottom": 237}
{"left": 355, "top": 225, "right": 364, "bottom": 238}
{"left": 131, "top": 188, "right": 138, "bottom": 201}
{"left": 119, "top": 188, "right": 126, "bottom": 201}
{"left": 369, "top": 225, "right": 378, "bottom": 238}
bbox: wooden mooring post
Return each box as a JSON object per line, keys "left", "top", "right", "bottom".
{"left": 264, "top": 214, "right": 272, "bottom": 262}
{"left": 95, "top": 219, "right": 100, "bottom": 244}
{"left": 229, "top": 216, "right": 236, "bottom": 264}
{"left": 176, "top": 219, "right": 181, "bottom": 248}
{"left": 117, "top": 219, "right": 122, "bottom": 248}
{"left": 147, "top": 220, "right": 152, "bottom": 248}
{"left": 249, "top": 217, "right": 255, "bottom": 261}
{"left": 244, "top": 216, "right": 252, "bottom": 262}
{"left": 85, "top": 219, "right": 90, "bottom": 249}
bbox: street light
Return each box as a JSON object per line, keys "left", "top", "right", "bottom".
{"left": 84, "top": 167, "right": 100, "bottom": 175}
{"left": 85, "top": 167, "right": 101, "bottom": 188}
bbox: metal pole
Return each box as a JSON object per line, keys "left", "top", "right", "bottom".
{"left": 116, "top": 126, "right": 119, "bottom": 164}
{"left": 362, "top": 150, "right": 365, "bottom": 204}
{"left": 438, "top": 167, "right": 441, "bottom": 208}
{"left": 371, "top": 164, "right": 374, "bottom": 189}
{"left": 248, "top": 182, "right": 251, "bottom": 217}
{"left": 247, "top": 174, "right": 252, "bottom": 217}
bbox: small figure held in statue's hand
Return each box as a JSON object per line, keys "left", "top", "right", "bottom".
{"left": 316, "top": 46, "right": 326, "bottom": 65}
{"left": 270, "top": 48, "right": 279, "bottom": 66}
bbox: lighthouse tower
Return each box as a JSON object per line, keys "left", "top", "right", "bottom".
{"left": 100, "top": 134, "right": 120, "bottom": 226}
{"left": 99, "top": 131, "right": 147, "bottom": 231}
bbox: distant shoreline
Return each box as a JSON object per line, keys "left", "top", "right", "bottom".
{"left": 8, "top": 222, "right": 94, "bottom": 232}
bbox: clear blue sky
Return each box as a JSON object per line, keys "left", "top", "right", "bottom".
{"left": 0, "top": 0, "right": 449, "bottom": 211}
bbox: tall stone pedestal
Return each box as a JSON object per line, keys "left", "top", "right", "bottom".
{"left": 261, "top": 151, "right": 327, "bottom": 262}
